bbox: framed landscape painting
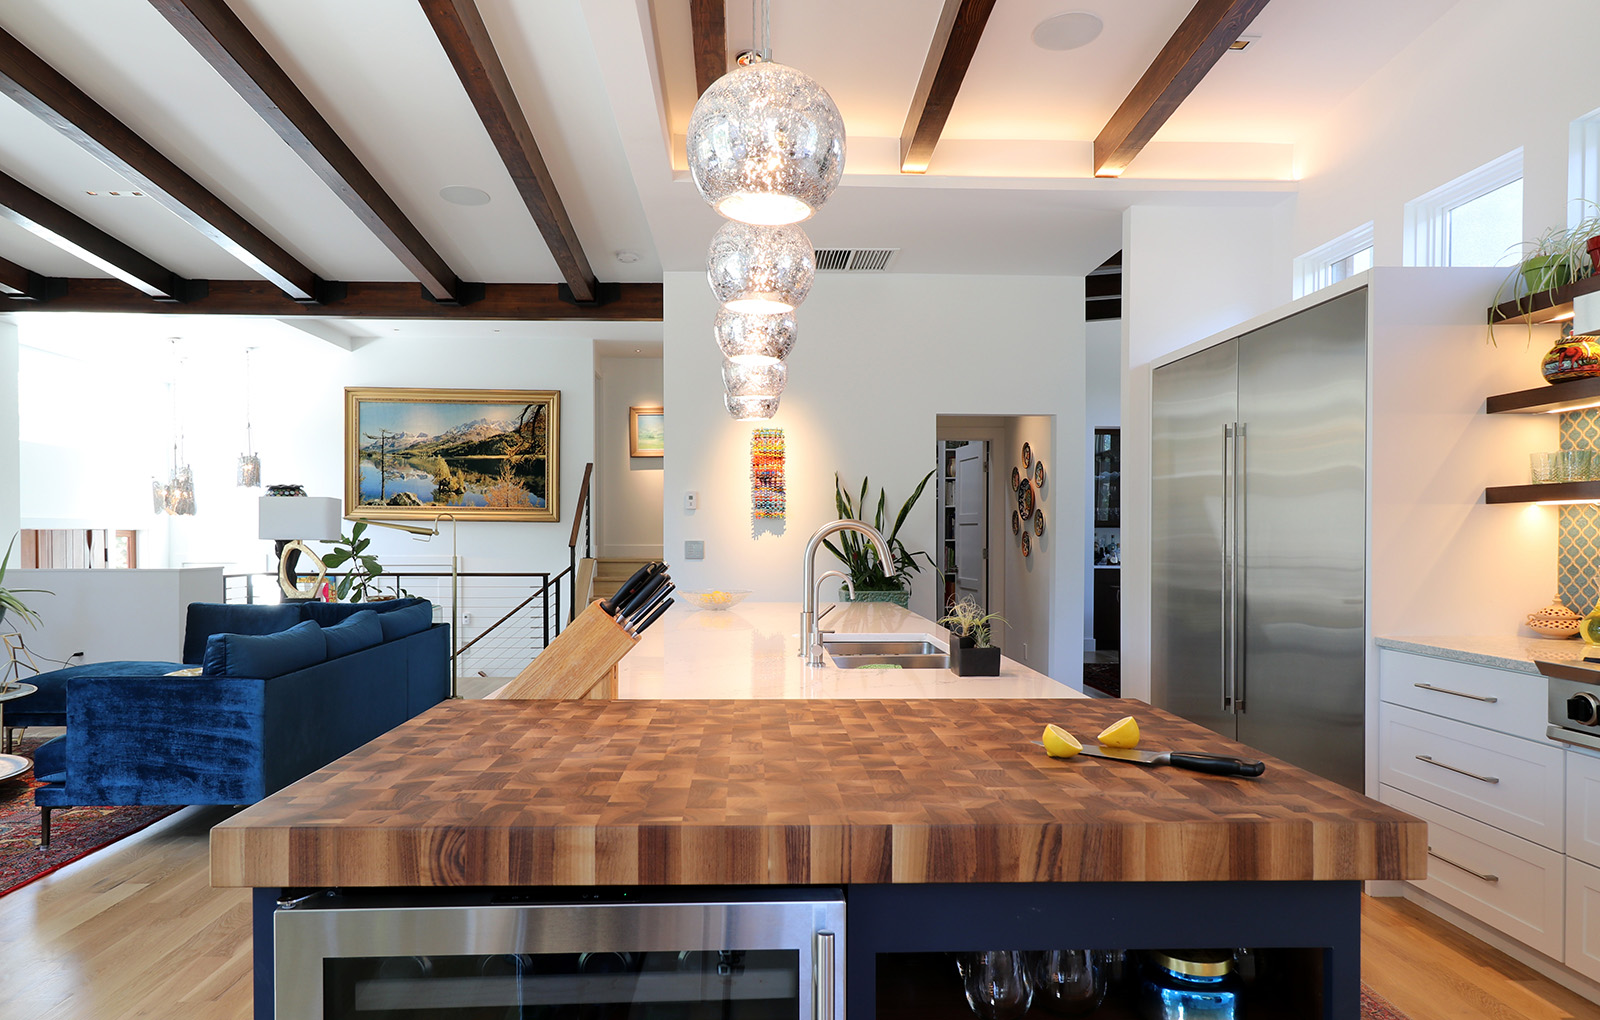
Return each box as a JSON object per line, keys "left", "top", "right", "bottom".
{"left": 630, "top": 405, "right": 664, "bottom": 458}
{"left": 344, "top": 387, "right": 560, "bottom": 522}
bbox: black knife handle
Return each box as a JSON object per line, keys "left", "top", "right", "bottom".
{"left": 617, "top": 574, "right": 669, "bottom": 620}
{"left": 601, "top": 563, "right": 655, "bottom": 615}
{"left": 1169, "top": 753, "right": 1265, "bottom": 778}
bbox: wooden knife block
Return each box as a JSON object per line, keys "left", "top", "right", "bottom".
{"left": 489, "top": 601, "right": 634, "bottom": 701}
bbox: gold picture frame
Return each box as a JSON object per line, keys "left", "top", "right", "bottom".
{"left": 629, "top": 405, "right": 664, "bottom": 458}
{"left": 344, "top": 387, "right": 560, "bottom": 522}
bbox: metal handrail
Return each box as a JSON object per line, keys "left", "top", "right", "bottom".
{"left": 567, "top": 462, "right": 594, "bottom": 623}
{"left": 454, "top": 567, "right": 571, "bottom": 659}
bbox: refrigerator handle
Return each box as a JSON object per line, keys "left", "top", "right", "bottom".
{"left": 1221, "top": 423, "right": 1234, "bottom": 712}
{"left": 1235, "top": 421, "right": 1248, "bottom": 713}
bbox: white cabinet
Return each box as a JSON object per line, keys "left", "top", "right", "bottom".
{"left": 1567, "top": 857, "right": 1600, "bottom": 982}
{"left": 1378, "top": 649, "right": 1547, "bottom": 741}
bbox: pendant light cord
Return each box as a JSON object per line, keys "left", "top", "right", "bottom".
{"left": 243, "top": 348, "right": 254, "bottom": 457}
{"left": 753, "top": 0, "right": 770, "bottom": 60}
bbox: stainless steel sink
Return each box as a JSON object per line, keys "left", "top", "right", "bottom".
{"left": 821, "top": 637, "right": 942, "bottom": 656}
{"left": 828, "top": 653, "right": 950, "bottom": 669}
{"left": 820, "top": 634, "right": 949, "bottom": 669}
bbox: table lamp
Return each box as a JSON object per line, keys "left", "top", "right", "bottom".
{"left": 259, "top": 495, "right": 344, "bottom": 599}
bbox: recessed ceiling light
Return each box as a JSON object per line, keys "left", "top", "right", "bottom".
{"left": 1032, "top": 12, "right": 1104, "bottom": 51}
{"left": 615, "top": 250, "right": 641, "bottom": 264}
{"left": 1229, "top": 36, "right": 1258, "bottom": 51}
{"left": 439, "top": 185, "right": 491, "bottom": 206}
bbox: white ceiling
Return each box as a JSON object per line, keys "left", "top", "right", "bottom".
{"left": 0, "top": 0, "right": 1466, "bottom": 338}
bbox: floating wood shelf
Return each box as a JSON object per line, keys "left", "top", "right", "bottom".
{"left": 1487, "top": 376, "right": 1600, "bottom": 414}
{"left": 1488, "top": 273, "right": 1600, "bottom": 325}
{"left": 1485, "top": 480, "right": 1600, "bottom": 504}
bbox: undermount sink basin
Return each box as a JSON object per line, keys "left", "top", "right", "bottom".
{"left": 820, "top": 634, "right": 949, "bottom": 669}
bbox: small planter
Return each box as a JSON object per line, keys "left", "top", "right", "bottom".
{"left": 1521, "top": 255, "right": 1572, "bottom": 295}
{"left": 1587, "top": 234, "right": 1600, "bottom": 274}
{"left": 843, "top": 589, "right": 910, "bottom": 608}
{"left": 950, "top": 643, "right": 1001, "bottom": 677}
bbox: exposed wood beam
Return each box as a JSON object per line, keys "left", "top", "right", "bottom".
{"left": 13, "top": 278, "right": 663, "bottom": 320}
{"left": 0, "top": 254, "right": 66, "bottom": 302}
{"left": 419, "top": 0, "right": 599, "bottom": 304}
{"left": 690, "top": 0, "right": 727, "bottom": 97}
{"left": 899, "top": 0, "right": 998, "bottom": 174}
{"left": 0, "top": 24, "right": 322, "bottom": 302}
{"left": 148, "top": 0, "right": 469, "bottom": 303}
{"left": 0, "top": 254, "right": 29, "bottom": 296}
{"left": 1092, "top": 0, "right": 1270, "bottom": 178}
{"left": 0, "top": 169, "right": 200, "bottom": 300}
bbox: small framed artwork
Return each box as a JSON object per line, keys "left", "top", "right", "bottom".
{"left": 1022, "top": 442, "right": 1033, "bottom": 470}
{"left": 629, "top": 406, "right": 664, "bottom": 458}
{"left": 1033, "top": 461, "right": 1045, "bottom": 489}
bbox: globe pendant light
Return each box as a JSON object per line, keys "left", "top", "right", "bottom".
{"left": 715, "top": 308, "right": 796, "bottom": 364}
{"left": 707, "top": 220, "right": 815, "bottom": 314}
{"left": 725, "top": 393, "right": 781, "bottom": 421}
{"left": 687, "top": 59, "right": 845, "bottom": 225}
{"left": 722, "top": 357, "right": 787, "bottom": 399}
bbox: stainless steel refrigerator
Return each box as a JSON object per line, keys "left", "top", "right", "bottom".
{"left": 1151, "top": 289, "right": 1367, "bottom": 791}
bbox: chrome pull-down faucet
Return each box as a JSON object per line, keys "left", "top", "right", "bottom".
{"left": 800, "top": 520, "right": 893, "bottom": 665}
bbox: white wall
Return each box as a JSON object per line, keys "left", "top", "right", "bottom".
{"left": 14, "top": 567, "right": 223, "bottom": 663}
{"left": 595, "top": 355, "right": 664, "bottom": 558}
{"left": 0, "top": 317, "right": 18, "bottom": 552}
{"left": 663, "top": 271, "right": 1088, "bottom": 682}
{"left": 1120, "top": 201, "right": 1294, "bottom": 702}
{"left": 999, "top": 414, "right": 1056, "bottom": 674}
{"left": 1083, "top": 318, "right": 1120, "bottom": 649}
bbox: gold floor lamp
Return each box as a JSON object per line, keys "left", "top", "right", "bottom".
{"left": 347, "top": 513, "right": 459, "bottom": 699}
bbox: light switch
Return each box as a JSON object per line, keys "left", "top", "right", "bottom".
{"left": 685, "top": 540, "right": 705, "bottom": 559}
{"left": 684, "top": 491, "right": 699, "bottom": 510}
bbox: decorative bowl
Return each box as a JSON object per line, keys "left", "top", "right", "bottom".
{"left": 1527, "top": 596, "right": 1581, "bottom": 638}
{"left": 678, "top": 588, "right": 752, "bottom": 611}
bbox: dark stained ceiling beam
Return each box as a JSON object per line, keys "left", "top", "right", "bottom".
{"left": 690, "top": 0, "right": 727, "bottom": 96}
{"left": 419, "top": 0, "right": 599, "bottom": 304}
{"left": 0, "top": 25, "right": 321, "bottom": 302}
{"left": 148, "top": 0, "right": 469, "bottom": 304}
{"left": 899, "top": 0, "right": 998, "bottom": 174}
{"left": 0, "top": 169, "right": 200, "bottom": 300}
{"left": 0, "top": 254, "right": 66, "bottom": 302}
{"left": 1092, "top": 0, "right": 1270, "bottom": 178}
{"left": 12, "top": 278, "right": 663, "bottom": 320}
{"left": 0, "top": 254, "right": 29, "bottom": 296}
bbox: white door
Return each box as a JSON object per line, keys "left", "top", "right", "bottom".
{"left": 954, "top": 443, "right": 986, "bottom": 605}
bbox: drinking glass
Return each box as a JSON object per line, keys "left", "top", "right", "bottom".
{"left": 1031, "top": 949, "right": 1106, "bottom": 1015}
{"left": 1532, "top": 452, "right": 1560, "bottom": 483}
{"left": 1561, "top": 449, "right": 1595, "bottom": 482}
{"left": 961, "top": 950, "right": 1034, "bottom": 1020}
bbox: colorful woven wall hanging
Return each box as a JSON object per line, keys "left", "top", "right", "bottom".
{"left": 751, "top": 428, "right": 786, "bottom": 519}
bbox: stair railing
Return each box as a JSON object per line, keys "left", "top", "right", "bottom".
{"left": 568, "top": 462, "right": 594, "bottom": 622}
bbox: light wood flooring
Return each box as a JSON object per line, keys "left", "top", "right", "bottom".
{"left": 1, "top": 807, "right": 1597, "bottom": 1019}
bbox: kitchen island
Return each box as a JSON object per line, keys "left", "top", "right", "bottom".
{"left": 214, "top": 603, "right": 1424, "bottom": 1018}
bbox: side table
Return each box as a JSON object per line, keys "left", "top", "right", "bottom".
{"left": 0, "top": 682, "right": 38, "bottom": 781}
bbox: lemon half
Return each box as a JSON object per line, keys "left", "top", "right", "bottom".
{"left": 1097, "top": 715, "right": 1140, "bottom": 748}
{"left": 1041, "top": 724, "right": 1082, "bottom": 759}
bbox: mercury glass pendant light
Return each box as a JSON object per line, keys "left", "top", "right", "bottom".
{"left": 707, "top": 220, "right": 815, "bottom": 314}
{"left": 715, "top": 308, "right": 796, "bottom": 364}
{"left": 725, "top": 393, "right": 782, "bottom": 421}
{"left": 721, "top": 357, "right": 787, "bottom": 399}
{"left": 236, "top": 347, "right": 261, "bottom": 487}
{"left": 153, "top": 342, "right": 197, "bottom": 516}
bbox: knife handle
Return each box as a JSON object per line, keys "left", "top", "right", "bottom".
{"left": 1169, "top": 753, "right": 1265, "bottom": 778}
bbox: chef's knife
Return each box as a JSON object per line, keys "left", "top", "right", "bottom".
{"left": 623, "top": 581, "right": 675, "bottom": 630}
{"left": 601, "top": 563, "right": 655, "bottom": 615}
{"left": 1034, "top": 741, "right": 1265, "bottom": 777}
{"left": 629, "top": 597, "right": 674, "bottom": 636}
{"left": 615, "top": 573, "right": 669, "bottom": 621}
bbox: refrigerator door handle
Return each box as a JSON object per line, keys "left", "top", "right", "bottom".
{"left": 1235, "top": 421, "right": 1247, "bottom": 714}
{"left": 1221, "top": 423, "right": 1235, "bottom": 712}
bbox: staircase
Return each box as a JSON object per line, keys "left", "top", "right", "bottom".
{"left": 591, "top": 557, "right": 659, "bottom": 603}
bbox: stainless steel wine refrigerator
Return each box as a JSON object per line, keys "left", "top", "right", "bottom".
{"left": 1151, "top": 288, "right": 1368, "bottom": 791}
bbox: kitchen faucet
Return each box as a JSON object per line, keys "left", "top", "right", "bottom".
{"left": 800, "top": 519, "right": 893, "bottom": 665}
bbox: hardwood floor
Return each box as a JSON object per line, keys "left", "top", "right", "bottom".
{"left": 1, "top": 813, "right": 1595, "bottom": 1020}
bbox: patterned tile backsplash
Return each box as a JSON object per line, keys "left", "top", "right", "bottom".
{"left": 1558, "top": 408, "right": 1600, "bottom": 615}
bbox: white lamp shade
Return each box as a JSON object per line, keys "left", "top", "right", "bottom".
{"left": 259, "top": 496, "right": 344, "bottom": 541}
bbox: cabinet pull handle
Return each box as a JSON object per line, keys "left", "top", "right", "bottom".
{"left": 1413, "top": 682, "right": 1497, "bottom": 703}
{"left": 1427, "top": 847, "right": 1499, "bottom": 883}
{"left": 1416, "top": 754, "right": 1499, "bottom": 784}
{"left": 814, "top": 930, "right": 835, "bottom": 1020}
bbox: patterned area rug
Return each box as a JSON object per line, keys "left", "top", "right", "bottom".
{"left": 0, "top": 735, "right": 178, "bottom": 896}
{"left": 1083, "top": 661, "right": 1121, "bottom": 697}
{"left": 1362, "top": 982, "right": 1408, "bottom": 1019}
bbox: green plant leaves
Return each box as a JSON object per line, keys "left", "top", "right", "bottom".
{"left": 828, "top": 471, "right": 937, "bottom": 592}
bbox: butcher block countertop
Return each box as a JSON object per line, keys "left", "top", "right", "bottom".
{"left": 210, "top": 697, "right": 1425, "bottom": 889}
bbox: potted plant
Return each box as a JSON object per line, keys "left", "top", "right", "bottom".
{"left": 938, "top": 594, "right": 1006, "bottom": 676}
{"left": 320, "top": 521, "right": 406, "bottom": 603}
{"left": 1490, "top": 221, "right": 1595, "bottom": 351}
{"left": 0, "top": 533, "right": 49, "bottom": 629}
{"left": 823, "top": 471, "right": 939, "bottom": 608}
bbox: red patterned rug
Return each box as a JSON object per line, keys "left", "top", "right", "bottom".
{"left": 0, "top": 735, "right": 178, "bottom": 896}
{"left": 1362, "top": 982, "right": 1408, "bottom": 1019}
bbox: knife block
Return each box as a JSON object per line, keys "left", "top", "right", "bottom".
{"left": 489, "top": 601, "right": 634, "bottom": 701}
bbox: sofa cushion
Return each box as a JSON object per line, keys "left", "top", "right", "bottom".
{"left": 323, "top": 610, "right": 382, "bottom": 659}
{"left": 378, "top": 602, "right": 433, "bottom": 641}
{"left": 183, "top": 603, "right": 302, "bottom": 664}
{"left": 32, "top": 734, "right": 67, "bottom": 782}
{"left": 300, "top": 597, "right": 430, "bottom": 627}
{"left": 7, "top": 660, "right": 186, "bottom": 727}
{"left": 202, "top": 620, "right": 327, "bottom": 678}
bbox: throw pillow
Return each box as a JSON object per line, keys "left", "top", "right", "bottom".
{"left": 301, "top": 597, "right": 430, "bottom": 627}
{"left": 378, "top": 602, "right": 433, "bottom": 641}
{"left": 323, "top": 610, "right": 382, "bottom": 659}
{"left": 182, "top": 602, "right": 302, "bottom": 664}
{"left": 203, "top": 620, "right": 327, "bottom": 678}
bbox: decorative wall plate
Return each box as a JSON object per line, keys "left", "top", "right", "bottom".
{"left": 1034, "top": 510, "right": 1045, "bottom": 536}
{"left": 1011, "top": 466, "right": 1021, "bottom": 490}
{"left": 1021, "top": 530, "right": 1031, "bottom": 556}
{"left": 1017, "top": 478, "right": 1035, "bottom": 517}
{"left": 1033, "top": 461, "right": 1044, "bottom": 489}
{"left": 1022, "top": 442, "right": 1033, "bottom": 469}
{"left": 1011, "top": 509, "right": 1021, "bottom": 535}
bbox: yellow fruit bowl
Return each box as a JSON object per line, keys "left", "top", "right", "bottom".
{"left": 678, "top": 588, "right": 752, "bottom": 611}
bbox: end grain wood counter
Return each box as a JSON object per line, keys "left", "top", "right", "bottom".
{"left": 215, "top": 698, "right": 1422, "bottom": 1019}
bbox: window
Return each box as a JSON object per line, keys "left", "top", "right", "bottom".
{"left": 1570, "top": 106, "right": 1600, "bottom": 224}
{"left": 1293, "top": 222, "right": 1374, "bottom": 298}
{"left": 1404, "top": 149, "right": 1524, "bottom": 267}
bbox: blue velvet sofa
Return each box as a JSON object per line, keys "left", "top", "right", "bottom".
{"left": 27, "top": 598, "right": 449, "bottom": 846}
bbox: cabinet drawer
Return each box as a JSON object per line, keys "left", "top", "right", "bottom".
{"left": 1380, "top": 703, "right": 1565, "bottom": 850}
{"left": 1382, "top": 785, "right": 1564, "bottom": 960}
{"left": 1568, "top": 747, "right": 1600, "bottom": 870}
{"left": 1566, "top": 857, "right": 1600, "bottom": 982}
{"left": 1379, "top": 650, "right": 1546, "bottom": 741}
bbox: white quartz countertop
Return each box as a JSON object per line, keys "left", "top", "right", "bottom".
{"left": 616, "top": 601, "right": 1084, "bottom": 699}
{"left": 1374, "top": 634, "right": 1593, "bottom": 674}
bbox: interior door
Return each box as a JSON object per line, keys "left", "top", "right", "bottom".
{"left": 953, "top": 443, "right": 986, "bottom": 606}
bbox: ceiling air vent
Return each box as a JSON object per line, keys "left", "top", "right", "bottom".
{"left": 814, "top": 247, "right": 899, "bottom": 272}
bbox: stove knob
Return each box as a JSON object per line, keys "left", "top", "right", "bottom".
{"left": 1569, "top": 693, "right": 1600, "bottom": 725}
